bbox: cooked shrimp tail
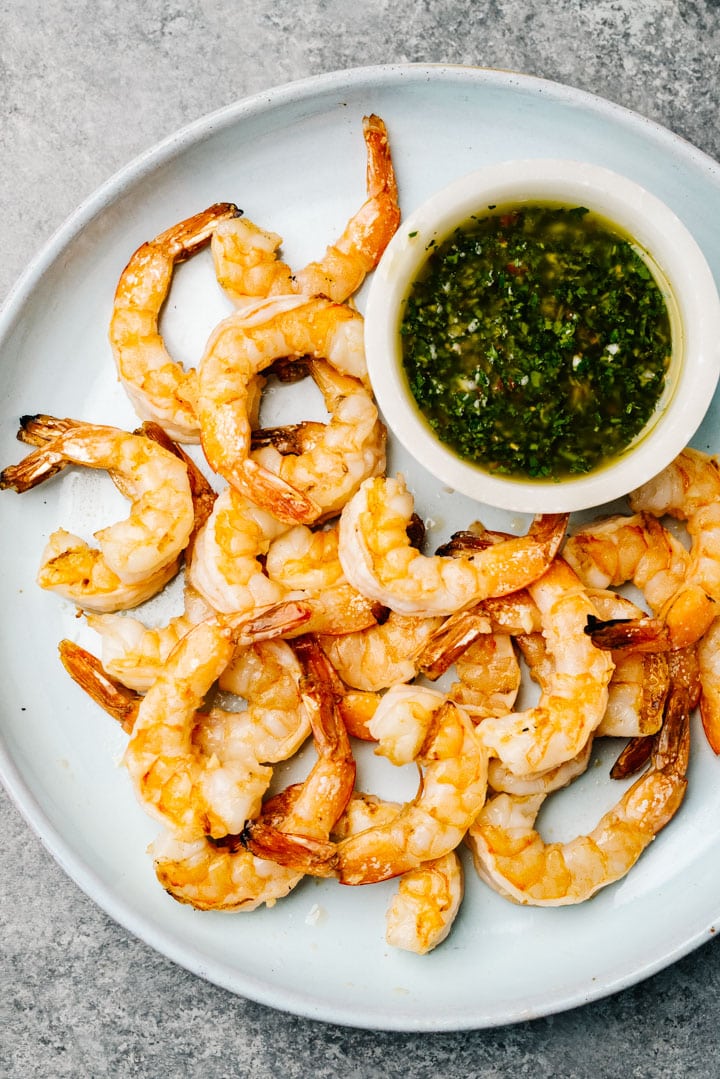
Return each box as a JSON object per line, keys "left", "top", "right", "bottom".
{"left": 294, "top": 114, "right": 400, "bottom": 301}
{"left": 239, "top": 824, "right": 337, "bottom": 876}
{"left": 109, "top": 202, "right": 241, "bottom": 440}
{"left": 238, "top": 458, "right": 321, "bottom": 525}
{"left": 468, "top": 679, "right": 690, "bottom": 906}
{"left": 610, "top": 735, "right": 655, "bottom": 780}
{"left": 226, "top": 599, "right": 313, "bottom": 645}
{"left": 585, "top": 613, "right": 677, "bottom": 652}
{"left": 1, "top": 414, "right": 77, "bottom": 490}
{"left": 212, "top": 114, "right": 399, "bottom": 305}
{"left": 58, "top": 639, "right": 139, "bottom": 733}
{"left": 14, "top": 412, "right": 83, "bottom": 447}
{"left": 240, "top": 636, "right": 355, "bottom": 873}
{"left": 585, "top": 596, "right": 717, "bottom": 653}
{"left": 151, "top": 202, "right": 241, "bottom": 260}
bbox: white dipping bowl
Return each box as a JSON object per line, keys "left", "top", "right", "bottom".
{"left": 364, "top": 160, "right": 720, "bottom": 513}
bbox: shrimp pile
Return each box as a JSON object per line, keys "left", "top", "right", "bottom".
{"left": 2, "top": 112, "right": 717, "bottom": 956}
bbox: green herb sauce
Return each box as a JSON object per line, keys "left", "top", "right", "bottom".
{"left": 399, "top": 204, "right": 672, "bottom": 480}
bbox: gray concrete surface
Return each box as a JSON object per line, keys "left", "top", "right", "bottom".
{"left": 2, "top": 1, "right": 720, "bottom": 1075}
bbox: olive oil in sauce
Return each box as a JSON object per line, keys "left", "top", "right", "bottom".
{"left": 399, "top": 204, "right": 673, "bottom": 480}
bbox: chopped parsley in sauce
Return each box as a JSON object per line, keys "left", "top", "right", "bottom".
{"left": 399, "top": 204, "right": 672, "bottom": 480}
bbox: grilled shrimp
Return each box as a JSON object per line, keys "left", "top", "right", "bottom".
{"left": 212, "top": 114, "right": 399, "bottom": 305}
{"left": 213, "top": 640, "right": 312, "bottom": 761}
{"left": 251, "top": 360, "right": 386, "bottom": 520}
{"left": 150, "top": 826, "right": 304, "bottom": 912}
{"left": 197, "top": 298, "right": 367, "bottom": 523}
{"left": 446, "top": 633, "right": 522, "bottom": 720}
{"left": 318, "top": 612, "right": 444, "bottom": 692}
{"left": 109, "top": 203, "right": 241, "bottom": 441}
{"left": 333, "top": 793, "right": 463, "bottom": 954}
{"left": 0, "top": 415, "right": 194, "bottom": 611}
{"left": 417, "top": 584, "right": 592, "bottom": 792}
{"left": 588, "top": 589, "right": 670, "bottom": 739}
{"left": 599, "top": 650, "right": 670, "bottom": 738}
{"left": 85, "top": 583, "right": 212, "bottom": 692}
{"left": 514, "top": 591, "right": 669, "bottom": 742}
{"left": 585, "top": 451, "right": 720, "bottom": 651}
{"left": 242, "top": 683, "right": 488, "bottom": 886}
{"left": 698, "top": 617, "right": 720, "bottom": 753}
{"left": 337, "top": 474, "right": 568, "bottom": 616}
{"left": 153, "top": 637, "right": 356, "bottom": 911}
{"left": 186, "top": 486, "right": 289, "bottom": 615}
{"left": 133, "top": 420, "right": 217, "bottom": 559}
{"left": 154, "top": 634, "right": 358, "bottom": 914}
{"left": 563, "top": 512, "right": 691, "bottom": 615}
{"left": 416, "top": 587, "right": 594, "bottom": 794}
{"left": 478, "top": 560, "right": 614, "bottom": 776}
{"left": 384, "top": 850, "right": 464, "bottom": 954}
{"left": 600, "top": 649, "right": 694, "bottom": 783}
{"left": 123, "top": 601, "right": 311, "bottom": 839}
{"left": 188, "top": 489, "right": 379, "bottom": 630}
{"left": 487, "top": 738, "right": 594, "bottom": 797}
{"left": 263, "top": 522, "right": 381, "bottom": 635}
{"left": 626, "top": 448, "right": 720, "bottom": 647}
{"left": 59, "top": 633, "right": 332, "bottom": 912}
{"left": 468, "top": 681, "right": 690, "bottom": 905}
{"left": 61, "top": 630, "right": 312, "bottom": 767}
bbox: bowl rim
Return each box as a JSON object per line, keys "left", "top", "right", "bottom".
{"left": 364, "top": 158, "right": 720, "bottom": 513}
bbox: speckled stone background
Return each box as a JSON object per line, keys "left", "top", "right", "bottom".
{"left": 3, "top": 2, "right": 720, "bottom": 1076}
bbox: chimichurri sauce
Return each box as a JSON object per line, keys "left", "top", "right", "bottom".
{"left": 400, "top": 204, "right": 672, "bottom": 480}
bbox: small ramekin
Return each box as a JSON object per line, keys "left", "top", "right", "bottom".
{"left": 364, "top": 159, "right": 720, "bottom": 513}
